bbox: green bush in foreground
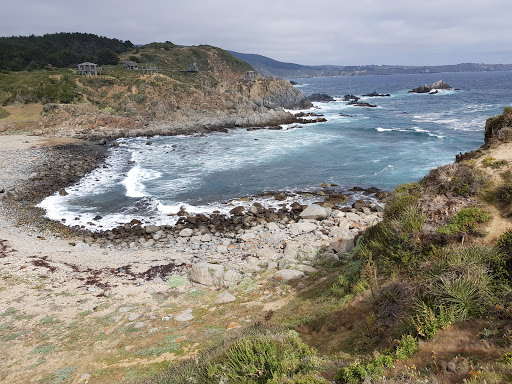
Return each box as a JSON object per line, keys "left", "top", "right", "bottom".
{"left": 207, "top": 330, "right": 318, "bottom": 383}
{"left": 356, "top": 183, "right": 427, "bottom": 275}
{"left": 437, "top": 207, "right": 490, "bottom": 235}
{"left": 139, "top": 327, "right": 320, "bottom": 384}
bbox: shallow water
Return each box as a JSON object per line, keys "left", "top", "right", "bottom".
{"left": 38, "top": 71, "right": 512, "bottom": 230}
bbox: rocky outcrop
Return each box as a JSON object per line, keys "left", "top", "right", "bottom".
{"left": 219, "top": 77, "right": 312, "bottom": 110}
{"left": 348, "top": 100, "right": 377, "bottom": 108}
{"left": 306, "top": 93, "right": 335, "bottom": 102}
{"left": 409, "top": 80, "right": 453, "bottom": 93}
{"left": 362, "top": 91, "right": 390, "bottom": 97}
{"left": 484, "top": 107, "right": 512, "bottom": 144}
{"left": 39, "top": 77, "right": 311, "bottom": 139}
{"left": 343, "top": 95, "right": 359, "bottom": 102}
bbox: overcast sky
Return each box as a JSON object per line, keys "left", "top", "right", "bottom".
{"left": 2, "top": 0, "right": 512, "bottom": 66}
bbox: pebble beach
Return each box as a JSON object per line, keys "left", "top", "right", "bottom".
{"left": 0, "top": 134, "right": 384, "bottom": 383}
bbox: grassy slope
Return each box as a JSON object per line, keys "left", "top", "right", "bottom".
{"left": 136, "top": 108, "right": 512, "bottom": 384}
{"left": 0, "top": 44, "right": 253, "bottom": 132}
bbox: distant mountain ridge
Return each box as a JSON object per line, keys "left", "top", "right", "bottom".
{"left": 227, "top": 50, "right": 512, "bottom": 78}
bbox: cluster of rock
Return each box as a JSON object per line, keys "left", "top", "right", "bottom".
{"left": 408, "top": 80, "right": 453, "bottom": 94}
{"left": 305, "top": 93, "right": 335, "bottom": 102}
{"left": 293, "top": 112, "right": 328, "bottom": 124}
{"left": 75, "top": 202, "right": 384, "bottom": 286}
{"left": 362, "top": 91, "right": 391, "bottom": 97}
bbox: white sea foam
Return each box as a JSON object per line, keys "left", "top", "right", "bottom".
{"left": 122, "top": 165, "right": 162, "bottom": 198}
{"left": 412, "top": 112, "right": 483, "bottom": 131}
{"left": 373, "top": 165, "right": 395, "bottom": 176}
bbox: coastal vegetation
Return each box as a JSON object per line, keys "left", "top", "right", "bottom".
{"left": 1, "top": 33, "right": 512, "bottom": 384}
{"left": 0, "top": 32, "right": 133, "bottom": 71}
{"left": 0, "top": 36, "right": 309, "bottom": 137}
{"left": 130, "top": 108, "right": 512, "bottom": 383}
{"left": 0, "top": 43, "right": 252, "bottom": 108}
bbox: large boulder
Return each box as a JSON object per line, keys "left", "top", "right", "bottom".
{"left": 145, "top": 225, "right": 160, "bottom": 234}
{"left": 329, "top": 230, "right": 356, "bottom": 253}
{"left": 223, "top": 269, "right": 243, "bottom": 287}
{"left": 289, "top": 222, "right": 317, "bottom": 235}
{"left": 189, "top": 262, "right": 225, "bottom": 286}
{"left": 274, "top": 269, "right": 305, "bottom": 281}
{"left": 179, "top": 228, "right": 194, "bottom": 237}
{"left": 299, "top": 204, "right": 330, "bottom": 220}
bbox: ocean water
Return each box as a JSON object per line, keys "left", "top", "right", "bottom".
{"left": 39, "top": 71, "right": 512, "bottom": 230}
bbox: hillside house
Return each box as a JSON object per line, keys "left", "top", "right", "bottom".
{"left": 77, "top": 62, "right": 102, "bottom": 75}
{"left": 244, "top": 70, "right": 258, "bottom": 80}
{"left": 187, "top": 63, "right": 198, "bottom": 72}
{"left": 122, "top": 60, "right": 138, "bottom": 70}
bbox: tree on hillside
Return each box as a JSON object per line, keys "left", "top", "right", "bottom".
{"left": 0, "top": 33, "right": 132, "bottom": 71}
{"left": 96, "top": 50, "right": 119, "bottom": 65}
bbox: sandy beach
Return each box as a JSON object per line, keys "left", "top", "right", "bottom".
{"left": 0, "top": 136, "right": 203, "bottom": 382}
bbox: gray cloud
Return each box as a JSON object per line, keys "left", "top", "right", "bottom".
{"left": 2, "top": 0, "right": 512, "bottom": 65}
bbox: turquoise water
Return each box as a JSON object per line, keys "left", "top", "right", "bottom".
{"left": 39, "top": 71, "right": 512, "bottom": 229}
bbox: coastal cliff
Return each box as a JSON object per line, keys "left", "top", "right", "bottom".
{"left": 37, "top": 77, "right": 309, "bottom": 139}
{"left": 0, "top": 43, "right": 311, "bottom": 138}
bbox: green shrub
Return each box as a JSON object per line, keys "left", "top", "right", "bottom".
{"left": 409, "top": 301, "right": 455, "bottom": 339}
{"left": 392, "top": 335, "right": 417, "bottom": 360}
{"left": 495, "top": 230, "right": 512, "bottom": 283}
{"left": 483, "top": 157, "right": 508, "bottom": 168}
{"left": 498, "top": 352, "right": 512, "bottom": 364}
{"left": 331, "top": 259, "right": 364, "bottom": 297}
{"left": 269, "top": 374, "right": 331, "bottom": 383}
{"left": 206, "top": 329, "right": 319, "bottom": 383}
{"left": 494, "top": 184, "right": 512, "bottom": 205}
{"left": 384, "top": 183, "right": 422, "bottom": 220}
{"left": 0, "top": 106, "right": 10, "bottom": 118}
{"left": 355, "top": 183, "right": 427, "bottom": 275}
{"left": 422, "top": 163, "right": 488, "bottom": 197}
{"left": 437, "top": 207, "right": 490, "bottom": 235}
{"left": 434, "top": 274, "right": 491, "bottom": 320}
{"left": 336, "top": 354, "right": 394, "bottom": 384}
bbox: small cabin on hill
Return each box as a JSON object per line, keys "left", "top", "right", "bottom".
{"left": 187, "top": 63, "right": 198, "bottom": 72}
{"left": 122, "top": 60, "right": 138, "bottom": 70}
{"left": 77, "top": 62, "right": 102, "bottom": 75}
{"left": 244, "top": 70, "right": 258, "bottom": 80}
{"left": 177, "top": 63, "right": 198, "bottom": 73}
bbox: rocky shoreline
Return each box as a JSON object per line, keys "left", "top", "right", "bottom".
{"left": 1, "top": 133, "right": 387, "bottom": 287}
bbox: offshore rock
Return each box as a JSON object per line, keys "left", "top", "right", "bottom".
{"left": 409, "top": 80, "right": 452, "bottom": 93}
{"left": 306, "top": 93, "right": 335, "bottom": 102}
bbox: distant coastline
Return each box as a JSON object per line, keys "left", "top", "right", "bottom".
{"left": 228, "top": 50, "right": 512, "bottom": 79}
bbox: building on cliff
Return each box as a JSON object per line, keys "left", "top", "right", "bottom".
{"left": 178, "top": 63, "right": 198, "bottom": 73}
{"left": 244, "top": 71, "right": 258, "bottom": 80}
{"left": 77, "top": 62, "right": 102, "bottom": 75}
{"left": 122, "top": 61, "right": 138, "bottom": 70}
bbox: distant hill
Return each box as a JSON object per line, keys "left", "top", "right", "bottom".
{"left": 0, "top": 33, "right": 134, "bottom": 71}
{"left": 227, "top": 50, "right": 512, "bottom": 78}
